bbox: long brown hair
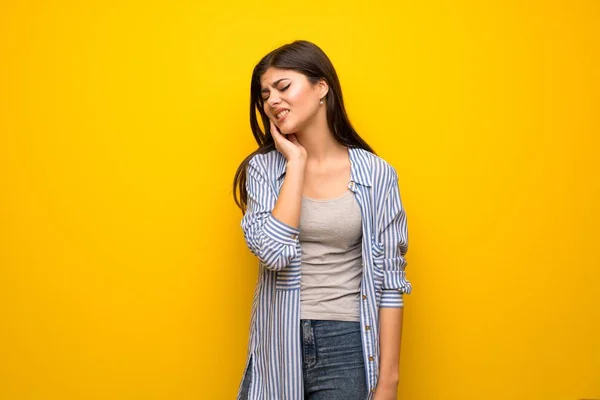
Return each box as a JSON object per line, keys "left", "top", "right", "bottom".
{"left": 233, "top": 40, "right": 376, "bottom": 213}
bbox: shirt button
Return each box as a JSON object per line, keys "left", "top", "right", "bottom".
{"left": 371, "top": 388, "right": 376, "bottom": 393}
{"left": 365, "top": 325, "right": 371, "bottom": 331}
{"left": 291, "top": 234, "right": 298, "bottom": 239}
{"left": 348, "top": 181, "right": 355, "bottom": 190}
{"left": 369, "top": 355, "right": 374, "bottom": 361}
{"left": 362, "top": 295, "right": 367, "bottom": 300}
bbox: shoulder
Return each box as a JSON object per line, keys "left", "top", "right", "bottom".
{"left": 354, "top": 148, "right": 398, "bottom": 186}
{"left": 247, "top": 149, "right": 285, "bottom": 179}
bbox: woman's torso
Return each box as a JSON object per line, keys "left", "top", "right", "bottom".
{"left": 298, "top": 147, "right": 362, "bottom": 321}
{"left": 299, "top": 188, "right": 363, "bottom": 322}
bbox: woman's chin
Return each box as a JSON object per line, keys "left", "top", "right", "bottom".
{"left": 278, "top": 124, "right": 295, "bottom": 135}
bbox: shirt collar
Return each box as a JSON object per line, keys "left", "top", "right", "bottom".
{"left": 275, "top": 146, "right": 372, "bottom": 187}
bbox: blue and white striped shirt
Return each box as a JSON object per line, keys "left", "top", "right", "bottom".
{"left": 237, "top": 146, "right": 412, "bottom": 400}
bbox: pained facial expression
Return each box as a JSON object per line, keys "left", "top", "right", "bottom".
{"left": 260, "top": 67, "right": 326, "bottom": 135}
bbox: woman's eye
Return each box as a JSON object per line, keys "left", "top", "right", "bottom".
{"left": 261, "top": 84, "right": 290, "bottom": 101}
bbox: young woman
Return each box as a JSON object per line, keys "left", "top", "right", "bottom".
{"left": 232, "top": 40, "right": 413, "bottom": 400}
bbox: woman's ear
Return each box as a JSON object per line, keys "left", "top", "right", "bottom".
{"left": 319, "top": 79, "right": 329, "bottom": 99}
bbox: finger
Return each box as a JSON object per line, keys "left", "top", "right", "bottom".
{"left": 269, "top": 121, "right": 280, "bottom": 147}
{"left": 270, "top": 120, "right": 281, "bottom": 137}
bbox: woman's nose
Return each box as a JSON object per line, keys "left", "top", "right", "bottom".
{"left": 267, "top": 95, "right": 281, "bottom": 108}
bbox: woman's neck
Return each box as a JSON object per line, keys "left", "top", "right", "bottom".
{"left": 294, "top": 116, "right": 344, "bottom": 163}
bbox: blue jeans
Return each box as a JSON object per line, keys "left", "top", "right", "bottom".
{"left": 239, "top": 319, "right": 368, "bottom": 399}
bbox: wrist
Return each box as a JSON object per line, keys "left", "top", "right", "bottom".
{"left": 286, "top": 160, "right": 306, "bottom": 173}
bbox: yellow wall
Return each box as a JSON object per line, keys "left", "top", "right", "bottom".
{"left": 1, "top": 1, "right": 598, "bottom": 399}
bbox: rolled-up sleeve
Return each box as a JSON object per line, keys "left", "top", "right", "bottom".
{"left": 241, "top": 157, "right": 300, "bottom": 271}
{"left": 379, "top": 170, "right": 413, "bottom": 308}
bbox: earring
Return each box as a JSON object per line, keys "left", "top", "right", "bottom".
{"left": 319, "top": 99, "right": 324, "bottom": 105}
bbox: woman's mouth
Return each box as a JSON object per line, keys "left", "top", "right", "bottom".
{"left": 276, "top": 109, "right": 290, "bottom": 121}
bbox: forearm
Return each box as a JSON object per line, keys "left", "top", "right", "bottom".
{"left": 272, "top": 161, "right": 305, "bottom": 229}
{"left": 241, "top": 158, "right": 305, "bottom": 271}
{"left": 378, "top": 306, "right": 403, "bottom": 384}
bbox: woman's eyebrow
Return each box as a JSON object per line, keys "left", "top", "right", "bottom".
{"left": 261, "top": 78, "right": 290, "bottom": 93}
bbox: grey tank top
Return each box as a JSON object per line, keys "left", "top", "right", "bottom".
{"left": 298, "top": 188, "right": 363, "bottom": 322}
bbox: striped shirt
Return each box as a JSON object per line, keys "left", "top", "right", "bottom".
{"left": 236, "top": 146, "right": 412, "bottom": 400}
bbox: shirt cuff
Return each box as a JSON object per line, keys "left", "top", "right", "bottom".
{"left": 382, "top": 269, "right": 412, "bottom": 293}
{"left": 380, "top": 290, "right": 404, "bottom": 308}
{"left": 263, "top": 213, "right": 300, "bottom": 245}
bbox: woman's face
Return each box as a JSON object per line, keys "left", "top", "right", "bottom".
{"left": 260, "top": 67, "right": 326, "bottom": 135}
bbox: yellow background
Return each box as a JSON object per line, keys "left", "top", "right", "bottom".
{"left": 1, "top": 1, "right": 598, "bottom": 399}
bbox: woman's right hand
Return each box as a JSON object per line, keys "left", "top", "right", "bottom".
{"left": 270, "top": 119, "right": 307, "bottom": 164}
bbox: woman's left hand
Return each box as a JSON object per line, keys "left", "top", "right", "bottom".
{"left": 372, "top": 380, "right": 398, "bottom": 400}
